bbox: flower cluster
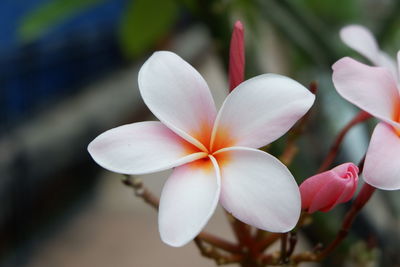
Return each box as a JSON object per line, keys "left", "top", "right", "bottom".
{"left": 87, "top": 22, "right": 398, "bottom": 254}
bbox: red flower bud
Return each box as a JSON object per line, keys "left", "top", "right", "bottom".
{"left": 300, "top": 163, "right": 359, "bottom": 213}
{"left": 228, "top": 20, "right": 245, "bottom": 92}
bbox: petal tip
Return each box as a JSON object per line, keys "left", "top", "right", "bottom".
{"left": 234, "top": 20, "right": 244, "bottom": 31}
{"left": 160, "top": 231, "right": 191, "bottom": 247}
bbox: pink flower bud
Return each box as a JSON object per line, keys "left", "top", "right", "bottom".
{"left": 229, "top": 20, "right": 245, "bottom": 92}
{"left": 300, "top": 163, "right": 359, "bottom": 213}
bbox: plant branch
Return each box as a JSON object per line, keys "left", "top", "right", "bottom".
{"left": 280, "top": 233, "right": 288, "bottom": 264}
{"left": 318, "top": 111, "right": 371, "bottom": 172}
{"left": 254, "top": 233, "right": 281, "bottom": 252}
{"left": 198, "top": 231, "right": 242, "bottom": 253}
{"left": 286, "top": 232, "right": 297, "bottom": 258}
{"left": 280, "top": 81, "right": 317, "bottom": 166}
{"left": 122, "top": 175, "right": 242, "bottom": 255}
{"left": 224, "top": 212, "right": 253, "bottom": 249}
{"left": 194, "top": 238, "right": 243, "bottom": 265}
{"left": 292, "top": 158, "right": 376, "bottom": 264}
{"left": 122, "top": 175, "right": 159, "bottom": 209}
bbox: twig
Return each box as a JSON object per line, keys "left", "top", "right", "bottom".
{"left": 314, "top": 182, "right": 375, "bottom": 260}
{"left": 198, "top": 231, "right": 241, "bottom": 253}
{"left": 318, "top": 111, "right": 371, "bottom": 172}
{"left": 280, "top": 233, "right": 288, "bottom": 264}
{"left": 122, "top": 175, "right": 159, "bottom": 209}
{"left": 286, "top": 232, "right": 297, "bottom": 258}
{"left": 255, "top": 233, "right": 281, "bottom": 252}
{"left": 194, "top": 238, "right": 243, "bottom": 265}
{"left": 225, "top": 212, "right": 253, "bottom": 249}
{"left": 122, "top": 175, "right": 242, "bottom": 254}
{"left": 257, "top": 253, "right": 278, "bottom": 266}
{"left": 279, "top": 81, "right": 317, "bottom": 166}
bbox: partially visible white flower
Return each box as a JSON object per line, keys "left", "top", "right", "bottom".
{"left": 88, "top": 51, "right": 315, "bottom": 247}
{"left": 333, "top": 25, "right": 400, "bottom": 190}
{"left": 340, "top": 25, "right": 399, "bottom": 81}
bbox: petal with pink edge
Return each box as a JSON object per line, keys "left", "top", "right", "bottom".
{"left": 340, "top": 25, "right": 380, "bottom": 65}
{"left": 211, "top": 74, "right": 315, "bottom": 150}
{"left": 377, "top": 52, "right": 398, "bottom": 81}
{"left": 159, "top": 156, "right": 220, "bottom": 247}
{"left": 364, "top": 122, "right": 400, "bottom": 190}
{"left": 215, "top": 147, "right": 301, "bottom": 232}
{"left": 138, "top": 51, "right": 217, "bottom": 151}
{"left": 332, "top": 57, "right": 400, "bottom": 126}
{"left": 88, "top": 121, "right": 206, "bottom": 175}
{"left": 397, "top": 51, "right": 400, "bottom": 83}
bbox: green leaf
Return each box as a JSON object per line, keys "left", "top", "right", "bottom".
{"left": 18, "top": 0, "right": 103, "bottom": 43}
{"left": 119, "top": 0, "right": 178, "bottom": 59}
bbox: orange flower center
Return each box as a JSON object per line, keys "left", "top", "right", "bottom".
{"left": 189, "top": 121, "right": 235, "bottom": 154}
{"left": 186, "top": 122, "right": 235, "bottom": 171}
{"left": 393, "top": 98, "right": 400, "bottom": 136}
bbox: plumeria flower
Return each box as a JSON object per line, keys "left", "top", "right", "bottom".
{"left": 333, "top": 25, "right": 400, "bottom": 190}
{"left": 88, "top": 51, "right": 315, "bottom": 246}
{"left": 300, "top": 163, "right": 359, "bottom": 213}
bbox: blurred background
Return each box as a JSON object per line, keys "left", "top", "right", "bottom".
{"left": 1, "top": 0, "right": 400, "bottom": 266}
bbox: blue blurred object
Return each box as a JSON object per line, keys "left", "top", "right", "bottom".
{"left": 0, "top": 0, "right": 128, "bottom": 132}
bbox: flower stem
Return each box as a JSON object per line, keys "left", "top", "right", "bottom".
{"left": 318, "top": 111, "right": 371, "bottom": 172}
{"left": 280, "top": 233, "right": 288, "bottom": 264}
{"left": 286, "top": 232, "right": 298, "bottom": 258}
{"left": 194, "top": 238, "right": 243, "bottom": 264}
{"left": 197, "top": 231, "right": 241, "bottom": 253}
{"left": 122, "top": 175, "right": 159, "bottom": 209}
{"left": 314, "top": 182, "right": 375, "bottom": 261}
{"left": 279, "top": 81, "right": 317, "bottom": 166}
{"left": 254, "top": 233, "right": 281, "bottom": 252}
{"left": 225, "top": 212, "right": 253, "bottom": 248}
{"left": 122, "top": 175, "right": 242, "bottom": 256}
{"left": 292, "top": 157, "right": 376, "bottom": 264}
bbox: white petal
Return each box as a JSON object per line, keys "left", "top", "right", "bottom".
{"left": 377, "top": 52, "right": 398, "bottom": 80}
{"left": 138, "top": 51, "right": 217, "bottom": 151}
{"left": 215, "top": 147, "right": 301, "bottom": 232}
{"left": 398, "top": 51, "right": 400, "bottom": 78}
{"left": 159, "top": 156, "right": 221, "bottom": 247}
{"left": 88, "top": 121, "right": 206, "bottom": 175}
{"left": 332, "top": 57, "right": 400, "bottom": 126}
{"left": 340, "top": 25, "right": 380, "bottom": 64}
{"left": 364, "top": 122, "right": 400, "bottom": 190}
{"left": 210, "top": 74, "right": 315, "bottom": 150}
{"left": 340, "top": 25, "right": 398, "bottom": 80}
{"left": 397, "top": 51, "right": 400, "bottom": 84}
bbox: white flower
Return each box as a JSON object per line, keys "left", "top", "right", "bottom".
{"left": 333, "top": 25, "right": 400, "bottom": 190}
{"left": 88, "top": 51, "right": 315, "bottom": 246}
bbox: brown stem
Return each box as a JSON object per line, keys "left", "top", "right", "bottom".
{"left": 279, "top": 81, "right": 317, "bottom": 166}
{"left": 279, "top": 143, "right": 299, "bottom": 166}
{"left": 280, "top": 233, "right": 288, "bottom": 264}
{"left": 286, "top": 232, "right": 297, "bottom": 258}
{"left": 122, "top": 175, "right": 241, "bottom": 254}
{"left": 254, "top": 233, "right": 281, "bottom": 252}
{"left": 318, "top": 111, "right": 371, "bottom": 172}
{"left": 122, "top": 175, "right": 159, "bottom": 209}
{"left": 194, "top": 238, "right": 243, "bottom": 265}
{"left": 198, "top": 232, "right": 241, "bottom": 253}
{"left": 314, "top": 182, "right": 376, "bottom": 260}
{"left": 292, "top": 177, "right": 376, "bottom": 264}
{"left": 225, "top": 212, "right": 253, "bottom": 248}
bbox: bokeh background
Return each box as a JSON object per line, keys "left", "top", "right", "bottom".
{"left": 1, "top": 0, "right": 400, "bottom": 266}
